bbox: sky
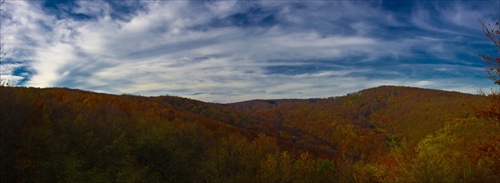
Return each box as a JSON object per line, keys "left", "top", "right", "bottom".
{"left": 0, "top": 0, "right": 499, "bottom": 103}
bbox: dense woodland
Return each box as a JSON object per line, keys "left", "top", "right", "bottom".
{"left": 0, "top": 85, "right": 499, "bottom": 182}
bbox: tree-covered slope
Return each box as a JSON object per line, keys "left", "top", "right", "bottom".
{"left": 0, "top": 85, "right": 498, "bottom": 182}
{"left": 0, "top": 86, "right": 340, "bottom": 182}
{"left": 228, "top": 86, "right": 487, "bottom": 149}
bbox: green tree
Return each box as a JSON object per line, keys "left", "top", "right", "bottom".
{"left": 409, "top": 124, "right": 463, "bottom": 182}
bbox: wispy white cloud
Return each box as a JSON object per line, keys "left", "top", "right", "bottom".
{"left": 0, "top": 0, "right": 495, "bottom": 102}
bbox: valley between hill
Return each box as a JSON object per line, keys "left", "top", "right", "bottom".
{"left": 0, "top": 85, "right": 498, "bottom": 182}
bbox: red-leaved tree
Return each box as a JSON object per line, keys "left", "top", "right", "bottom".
{"left": 478, "top": 12, "right": 500, "bottom": 123}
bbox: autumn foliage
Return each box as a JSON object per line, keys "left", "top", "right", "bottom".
{"left": 0, "top": 85, "right": 498, "bottom": 182}
{"left": 480, "top": 14, "right": 500, "bottom": 85}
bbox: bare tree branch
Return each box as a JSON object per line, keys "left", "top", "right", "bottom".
{"left": 0, "top": 0, "right": 6, "bottom": 84}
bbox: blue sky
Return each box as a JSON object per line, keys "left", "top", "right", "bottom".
{"left": 0, "top": 0, "right": 499, "bottom": 102}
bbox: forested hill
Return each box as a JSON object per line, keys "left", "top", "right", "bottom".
{"left": 1, "top": 86, "right": 498, "bottom": 182}
{"left": 227, "top": 86, "right": 487, "bottom": 147}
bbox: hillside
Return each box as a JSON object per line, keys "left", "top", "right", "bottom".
{"left": 0, "top": 85, "right": 498, "bottom": 182}
{"left": 227, "top": 86, "right": 486, "bottom": 150}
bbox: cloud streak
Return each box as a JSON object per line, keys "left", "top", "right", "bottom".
{"left": 0, "top": 0, "right": 496, "bottom": 102}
